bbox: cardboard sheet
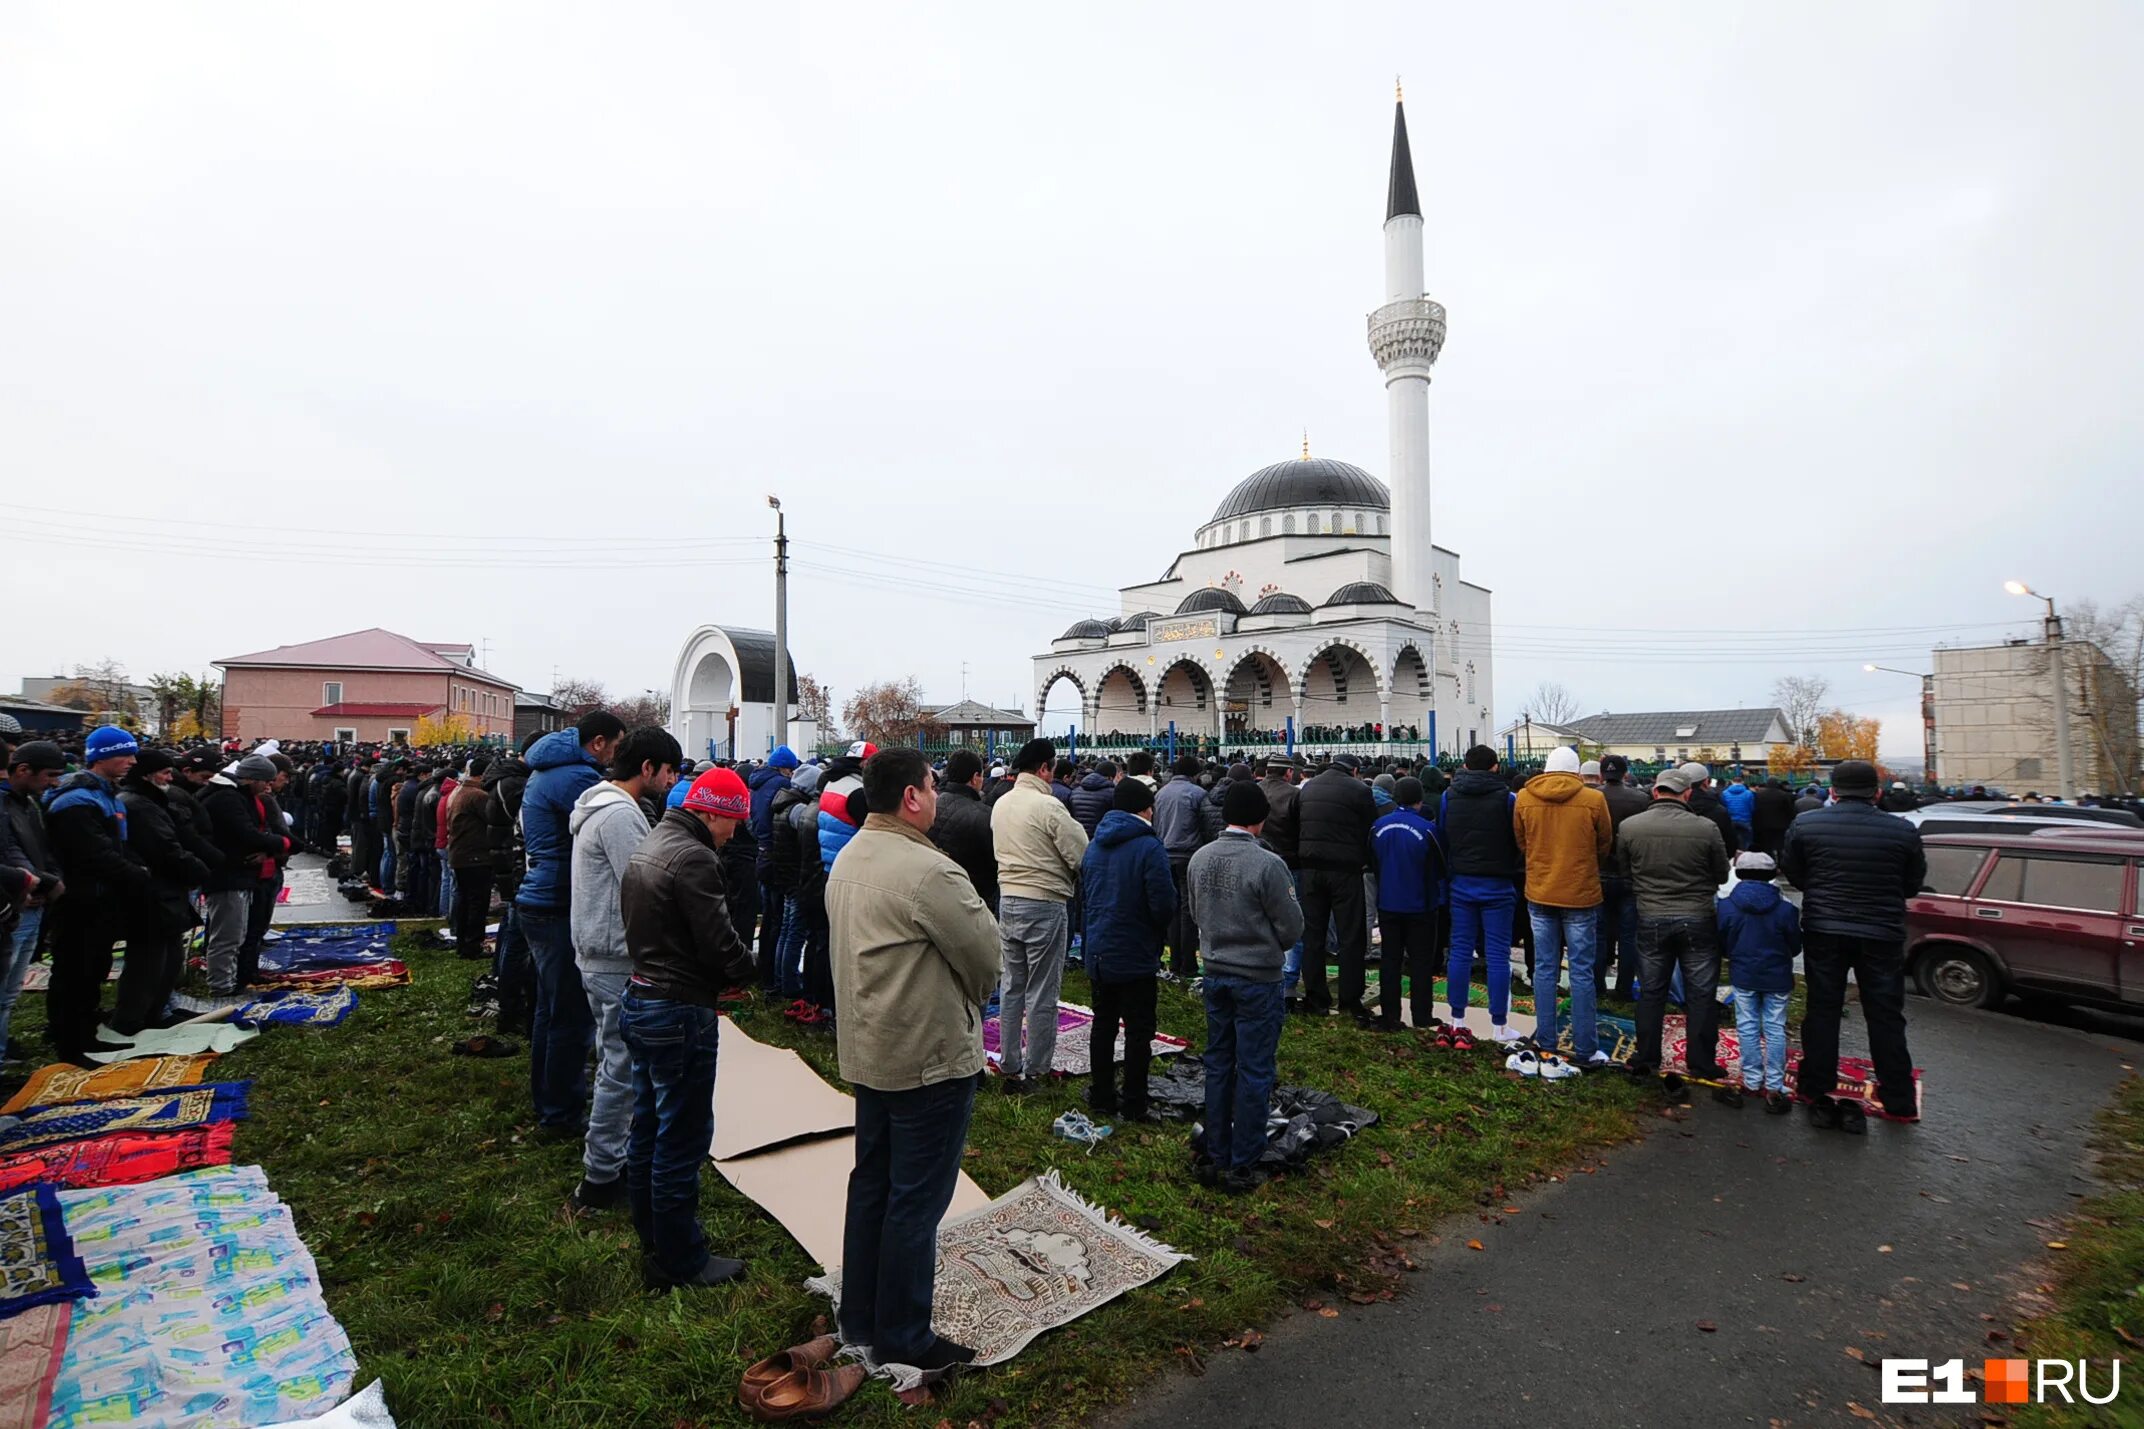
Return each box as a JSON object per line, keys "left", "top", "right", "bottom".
{"left": 712, "top": 1016, "right": 855, "bottom": 1160}
{"left": 713, "top": 1132, "right": 991, "bottom": 1270}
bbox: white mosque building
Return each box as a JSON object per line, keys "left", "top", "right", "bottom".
{"left": 1031, "top": 94, "right": 1494, "bottom": 757}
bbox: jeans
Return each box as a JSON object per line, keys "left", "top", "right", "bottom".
{"left": 452, "top": 866, "right": 494, "bottom": 959}
{"left": 620, "top": 993, "right": 720, "bottom": 1285}
{"left": 202, "top": 889, "right": 252, "bottom": 995}
{"left": 0, "top": 907, "right": 45, "bottom": 1053}
{"left": 1447, "top": 886, "right": 1516, "bottom": 1024}
{"left": 439, "top": 860, "right": 457, "bottom": 925}
{"left": 1167, "top": 856, "right": 1199, "bottom": 977}
{"left": 1376, "top": 909, "right": 1441, "bottom": 1030}
{"left": 1797, "top": 931, "right": 1915, "bottom": 1112}
{"left": 757, "top": 879, "right": 787, "bottom": 991}
{"left": 1298, "top": 865, "right": 1368, "bottom": 1013}
{"left": 1281, "top": 871, "right": 1305, "bottom": 995}
{"left": 378, "top": 838, "right": 396, "bottom": 897}
{"left": 1597, "top": 875, "right": 1638, "bottom": 997}
{"left": 582, "top": 967, "right": 633, "bottom": 1183}
{"left": 1089, "top": 975, "right": 1158, "bottom": 1114}
{"left": 1200, "top": 975, "right": 1285, "bottom": 1172}
{"left": 522, "top": 905, "right": 593, "bottom": 1130}
{"left": 1633, "top": 914, "right": 1722, "bottom": 1075}
{"left": 996, "top": 897, "right": 1069, "bottom": 1078}
{"left": 776, "top": 890, "right": 819, "bottom": 1000}
{"left": 1735, "top": 988, "right": 1791, "bottom": 1092}
{"left": 841, "top": 1074, "right": 978, "bottom": 1363}
{"left": 1529, "top": 903, "right": 1600, "bottom": 1057}
{"left": 493, "top": 903, "right": 534, "bottom": 1034}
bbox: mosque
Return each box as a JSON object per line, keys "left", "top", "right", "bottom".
{"left": 1031, "top": 93, "right": 1495, "bottom": 756}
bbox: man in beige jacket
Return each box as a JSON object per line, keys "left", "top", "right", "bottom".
{"left": 827, "top": 748, "right": 1000, "bottom": 1373}
{"left": 988, "top": 738, "right": 1090, "bottom": 1092}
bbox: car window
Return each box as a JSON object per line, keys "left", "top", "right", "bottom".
{"left": 2135, "top": 865, "right": 2143, "bottom": 917}
{"left": 1921, "top": 845, "right": 1987, "bottom": 896}
{"left": 1982, "top": 855, "right": 2126, "bottom": 913}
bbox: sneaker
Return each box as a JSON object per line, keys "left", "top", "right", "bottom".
{"left": 1504, "top": 1049, "right": 1542, "bottom": 1077}
{"left": 1763, "top": 1091, "right": 1793, "bottom": 1115}
{"left": 999, "top": 1076, "right": 1036, "bottom": 1096}
{"left": 1536, "top": 1054, "right": 1581, "bottom": 1082}
{"left": 1584, "top": 1050, "right": 1613, "bottom": 1068}
{"left": 1712, "top": 1085, "right": 1746, "bottom": 1109}
{"left": 1492, "top": 1023, "right": 1525, "bottom": 1044}
{"left": 570, "top": 1176, "right": 626, "bottom": 1213}
{"left": 1448, "top": 1025, "right": 1478, "bottom": 1052}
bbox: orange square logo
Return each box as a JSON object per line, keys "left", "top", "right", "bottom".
{"left": 1984, "top": 1358, "right": 2030, "bottom": 1404}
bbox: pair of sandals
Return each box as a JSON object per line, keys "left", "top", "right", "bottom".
{"left": 739, "top": 1336, "right": 866, "bottom": 1422}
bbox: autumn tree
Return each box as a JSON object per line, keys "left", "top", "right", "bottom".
{"left": 551, "top": 677, "right": 608, "bottom": 720}
{"left": 413, "top": 713, "right": 484, "bottom": 745}
{"left": 796, "top": 673, "right": 837, "bottom": 739}
{"left": 610, "top": 691, "right": 672, "bottom": 729}
{"left": 1814, "top": 709, "right": 1881, "bottom": 762}
{"left": 841, "top": 677, "right": 944, "bottom": 749}
{"left": 1768, "top": 743, "right": 1817, "bottom": 778}
{"left": 49, "top": 659, "right": 140, "bottom": 726}
{"left": 1523, "top": 681, "right": 1583, "bottom": 727}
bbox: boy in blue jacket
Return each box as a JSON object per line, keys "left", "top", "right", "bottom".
{"left": 1715, "top": 850, "right": 1800, "bottom": 1112}
{"left": 1371, "top": 776, "right": 1446, "bottom": 1033}
{"left": 1078, "top": 779, "right": 1177, "bottom": 1121}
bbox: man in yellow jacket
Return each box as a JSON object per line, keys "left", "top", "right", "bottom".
{"left": 988, "top": 738, "right": 1090, "bottom": 1092}
{"left": 1513, "top": 747, "right": 1615, "bottom": 1064}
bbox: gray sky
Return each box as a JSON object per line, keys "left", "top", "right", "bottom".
{"left": 4, "top": 2, "right": 2138, "bottom": 756}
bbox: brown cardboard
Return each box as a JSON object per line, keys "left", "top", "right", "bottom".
{"left": 712, "top": 1016, "right": 855, "bottom": 1160}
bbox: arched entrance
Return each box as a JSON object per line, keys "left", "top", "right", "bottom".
{"left": 1390, "top": 642, "right": 1432, "bottom": 743}
{"left": 1156, "top": 658, "right": 1215, "bottom": 740}
{"left": 1221, "top": 649, "right": 1292, "bottom": 742}
{"left": 1296, "top": 641, "right": 1384, "bottom": 741}
{"left": 1094, "top": 664, "right": 1149, "bottom": 737}
{"left": 673, "top": 628, "right": 741, "bottom": 761}
{"left": 1036, "top": 667, "right": 1086, "bottom": 739}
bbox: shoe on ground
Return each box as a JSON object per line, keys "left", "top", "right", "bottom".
{"left": 1536, "top": 1053, "right": 1581, "bottom": 1082}
{"left": 1085, "top": 1090, "right": 1120, "bottom": 1115}
{"left": 1121, "top": 1107, "right": 1164, "bottom": 1125}
{"left": 1492, "top": 1023, "right": 1525, "bottom": 1044}
{"left": 1836, "top": 1099, "right": 1868, "bottom": 1135}
{"left": 1192, "top": 1158, "right": 1220, "bottom": 1189}
{"left": 1712, "top": 1085, "right": 1746, "bottom": 1109}
{"left": 1806, "top": 1097, "right": 1843, "bottom": 1131}
{"left": 1661, "top": 1073, "right": 1692, "bottom": 1104}
{"left": 647, "top": 1255, "right": 747, "bottom": 1291}
{"left": 1221, "top": 1165, "right": 1268, "bottom": 1195}
{"left": 1763, "top": 1091, "right": 1793, "bottom": 1115}
{"left": 1876, "top": 1102, "right": 1920, "bottom": 1124}
{"left": 905, "top": 1337, "right": 979, "bottom": 1372}
{"left": 999, "top": 1076, "right": 1035, "bottom": 1096}
{"left": 1584, "top": 1050, "right": 1613, "bottom": 1068}
{"left": 570, "top": 1176, "right": 627, "bottom": 1213}
{"left": 1688, "top": 1063, "right": 1729, "bottom": 1082}
{"left": 1505, "top": 1049, "right": 1541, "bottom": 1077}
{"left": 1448, "top": 1025, "right": 1478, "bottom": 1052}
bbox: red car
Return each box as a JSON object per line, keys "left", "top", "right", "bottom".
{"left": 1906, "top": 832, "right": 2144, "bottom": 1010}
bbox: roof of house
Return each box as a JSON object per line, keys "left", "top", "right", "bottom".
{"left": 0, "top": 695, "right": 98, "bottom": 714}
{"left": 312, "top": 702, "right": 447, "bottom": 719}
{"left": 1560, "top": 707, "right": 1789, "bottom": 746}
{"left": 922, "top": 700, "right": 1034, "bottom": 727}
{"left": 216, "top": 628, "right": 516, "bottom": 686}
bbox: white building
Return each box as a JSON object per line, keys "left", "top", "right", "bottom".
{"left": 1029, "top": 95, "right": 1494, "bottom": 756}
{"left": 670, "top": 625, "right": 817, "bottom": 764}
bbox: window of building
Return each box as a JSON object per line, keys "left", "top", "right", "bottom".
{"left": 1979, "top": 854, "right": 2125, "bottom": 913}
{"left": 333, "top": 727, "right": 356, "bottom": 744}
{"left": 1260, "top": 516, "right": 1272, "bottom": 537}
{"left": 322, "top": 681, "right": 343, "bottom": 705}
{"left": 1282, "top": 514, "right": 1295, "bottom": 535}
{"left": 1376, "top": 515, "right": 1386, "bottom": 535}
{"left": 388, "top": 728, "right": 411, "bottom": 744}
{"left": 1677, "top": 747, "right": 1690, "bottom": 762}
{"left": 1307, "top": 514, "right": 1321, "bottom": 534}
{"left": 1920, "top": 845, "right": 1988, "bottom": 896}
{"left": 1654, "top": 747, "right": 1667, "bottom": 763}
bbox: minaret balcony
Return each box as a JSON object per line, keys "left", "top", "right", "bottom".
{"left": 1368, "top": 297, "right": 1447, "bottom": 371}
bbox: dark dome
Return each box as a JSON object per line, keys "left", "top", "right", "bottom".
{"left": 1176, "top": 587, "right": 1248, "bottom": 616}
{"left": 1059, "top": 619, "right": 1111, "bottom": 640}
{"left": 1211, "top": 457, "right": 1389, "bottom": 524}
{"left": 1248, "top": 592, "right": 1313, "bottom": 615}
{"left": 1117, "top": 611, "right": 1166, "bottom": 627}
{"left": 1322, "top": 581, "right": 1405, "bottom": 607}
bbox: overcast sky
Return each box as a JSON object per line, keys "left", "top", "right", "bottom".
{"left": 5, "top": 2, "right": 2138, "bottom": 755}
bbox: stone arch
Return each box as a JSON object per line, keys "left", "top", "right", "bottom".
{"left": 1291, "top": 638, "right": 1387, "bottom": 707}
{"left": 1221, "top": 646, "right": 1293, "bottom": 738}
{"left": 1035, "top": 664, "right": 1087, "bottom": 719}
{"left": 1389, "top": 642, "right": 1432, "bottom": 703}
{"left": 1093, "top": 663, "right": 1149, "bottom": 735}
{"left": 1155, "top": 656, "right": 1214, "bottom": 722}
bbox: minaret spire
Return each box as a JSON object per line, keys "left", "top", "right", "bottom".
{"left": 1368, "top": 85, "right": 1444, "bottom": 618}
{"left": 1386, "top": 90, "right": 1421, "bottom": 222}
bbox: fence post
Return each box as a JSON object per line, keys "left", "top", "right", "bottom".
{"left": 1068, "top": 725, "right": 1078, "bottom": 762}
{"left": 1506, "top": 732, "right": 1516, "bottom": 765}
{"left": 1428, "top": 711, "right": 1437, "bottom": 759}
{"left": 1167, "top": 721, "right": 1176, "bottom": 765}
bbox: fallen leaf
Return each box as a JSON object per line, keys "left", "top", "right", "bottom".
{"left": 1844, "top": 1346, "right": 1866, "bottom": 1362}
{"left": 1176, "top": 1298, "right": 1204, "bottom": 1311}
{"left": 1346, "top": 1291, "right": 1379, "bottom": 1305}
{"left": 1317, "top": 1307, "right": 1340, "bottom": 1319}
{"left": 1987, "top": 1330, "right": 2009, "bottom": 1343}
{"left": 1696, "top": 1320, "right": 1717, "bottom": 1333}
{"left": 1466, "top": 1239, "right": 1484, "bottom": 1251}
{"left": 1314, "top": 1219, "right": 1334, "bottom": 1230}
{"left": 2046, "top": 1241, "right": 2069, "bottom": 1250}
{"left": 1782, "top": 1272, "right": 1806, "bottom": 1282}
{"left": 1878, "top": 1245, "right": 1894, "bottom": 1254}
{"left": 1502, "top": 1206, "right": 1522, "bottom": 1215}
{"left": 1848, "top": 1404, "right": 1878, "bottom": 1421}
{"left": 1952, "top": 1282, "right": 1972, "bottom": 1292}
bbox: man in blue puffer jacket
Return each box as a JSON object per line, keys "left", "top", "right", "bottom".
{"left": 1719, "top": 775, "right": 1756, "bottom": 852}
{"left": 747, "top": 747, "right": 798, "bottom": 987}
{"left": 1716, "top": 851, "right": 1800, "bottom": 1112}
{"left": 516, "top": 711, "right": 626, "bottom": 1135}
{"left": 1078, "top": 779, "right": 1176, "bottom": 1120}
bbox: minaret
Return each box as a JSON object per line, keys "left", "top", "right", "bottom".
{"left": 1368, "top": 84, "right": 1445, "bottom": 615}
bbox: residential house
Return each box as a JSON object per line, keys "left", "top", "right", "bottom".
{"left": 215, "top": 628, "right": 520, "bottom": 744}
{"left": 1500, "top": 707, "right": 1793, "bottom": 769}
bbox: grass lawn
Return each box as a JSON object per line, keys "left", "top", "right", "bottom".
{"left": 14, "top": 926, "right": 1652, "bottom": 1427}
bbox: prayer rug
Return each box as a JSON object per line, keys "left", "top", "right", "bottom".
{"left": 0, "top": 1085, "right": 250, "bottom": 1156}
{"left": 258, "top": 926, "right": 397, "bottom": 975}
{"left": 252, "top": 961, "right": 410, "bottom": 991}
{"left": 0, "top": 1188, "right": 93, "bottom": 1321}
{"left": 236, "top": 986, "right": 358, "bottom": 1029}
{"left": 0, "top": 1125, "right": 238, "bottom": 1197}
{"left": 259, "top": 1378, "right": 397, "bottom": 1428}
{"left": 50, "top": 1168, "right": 357, "bottom": 1428}
{"left": 1594, "top": 1012, "right": 1925, "bottom": 1113}
{"left": 1, "top": 1057, "right": 219, "bottom": 1118}
{"left": 808, "top": 1170, "right": 1187, "bottom": 1385}
{"left": 86, "top": 1022, "right": 257, "bottom": 1064}
{"left": 0, "top": 1301, "right": 69, "bottom": 1429}
{"left": 982, "top": 1001, "right": 1190, "bottom": 1077}
{"left": 15, "top": 962, "right": 121, "bottom": 995}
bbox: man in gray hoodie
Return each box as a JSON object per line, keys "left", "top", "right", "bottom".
{"left": 1152, "top": 756, "right": 1211, "bottom": 978}
{"left": 1186, "top": 780, "right": 1303, "bottom": 1194}
{"left": 568, "top": 727, "right": 681, "bottom": 1212}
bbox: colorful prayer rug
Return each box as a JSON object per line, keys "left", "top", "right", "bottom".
{"left": 1, "top": 1057, "right": 219, "bottom": 1118}
{"left": 1592, "top": 1012, "right": 1926, "bottom": 1112}
{"left": 252, "top": 961, "right": 411, "bottom": 991}
{"left": 50, "top": 1169, "right": 358, "bottom": 1428}
{"left": 809, "top": 1170, "right": 1187, "bottom": 1385}
{"left": 235, "top": 985, "right": 358, "bottom": 1029}
{"left": 0, "top": 1125, "right": 238, "bottom": 1198}
{"left": 0, "top": 1301, "right": 69, "bottom": 1429}
{"left": 0, "top": 1085, "right": 250, "bottom": 1156}
{"left": 257, "top": 926, "right": 397, "bottom": 975}
{"left": 15, "top": 962, "right": 120, "bottom": 994}
{"left": 0, "top": 1188, "right": 93, "bottom": 1321}
{"left": 982, "top": 1001, "right": 1189, "bottom": 1077}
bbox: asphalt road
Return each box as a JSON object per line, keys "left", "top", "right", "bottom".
{"left": 1110, "top": 998, "right": 2135, "bottom": 1429}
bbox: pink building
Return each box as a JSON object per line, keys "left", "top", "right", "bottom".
{"left": 215, "top": 628, "right": 520, "bottom": 743}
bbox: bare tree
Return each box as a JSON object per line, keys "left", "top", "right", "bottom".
{"left": 1523, "top": 681, "right": 1583, "bottom": 727}
{"left": 551, "top": 676, "right": 608, "bottom": 720}
{"left": 796, "top": 673, "right": 838, "bottom": 740}
{"left": 49, "top": 659, "right": 141, "bottom": 727}
{"left": 841, "top": 677, "right": 944, "bottom": 749}
{"left": 1771, "top": 674, "right": 1831, "bottom": 750}
{"left": 610, "top": 691, "right": 672, "bottom": 729}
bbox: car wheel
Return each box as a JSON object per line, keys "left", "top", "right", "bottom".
{"left": 1918, "top": 944, "right": 1999, "bottom": 1008}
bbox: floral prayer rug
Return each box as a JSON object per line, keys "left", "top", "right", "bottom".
{"left": 0, "top": 1188, "right": 93, "bottom": 1321}
{"left": 1593, "top": 1012, "right": 1925, "bottom": 1112}
{"left": 235, "top": 985, "right": 358, "bottom": 1029}
{"left": 0, "top": 1125, "right": 238, "bottom": 1198}
{"left": 982, "top": 1002, "right": 1189, "bottom": 1077}
{"left": 0, "top": 1301, "right": 69, "bottom": 1429}
{"left": 257, "top": 926, "right": 397, "bottom": 976}
{"left": 810, "top": 1170, "right": 1187, "bottom": 1385}
{"left": 0, "top": 1057, "right": 219, "bottom": 1118}
{"left": 0, "top": 1085, "right": 250, "bottom": 1156}
{"left": 251, "top": 961, "right": 410, "bottom": 991}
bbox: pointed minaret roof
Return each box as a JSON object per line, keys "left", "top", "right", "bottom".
{"left": 1386, "top": 87, "right": 1420, "bottom": 222}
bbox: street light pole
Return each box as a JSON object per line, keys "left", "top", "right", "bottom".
{"left": 1865, "top": 663, "right": 1936, "bottom": 786}
{"left": 769, "top": 496, "right": 789, "bottom": 758}
{"left": 2006, "top": 582, "right": 2075, "bottom": 799}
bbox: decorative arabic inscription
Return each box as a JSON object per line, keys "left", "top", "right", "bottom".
{"left": 1155, "top": 619, "right": 1217, "bottom": 643}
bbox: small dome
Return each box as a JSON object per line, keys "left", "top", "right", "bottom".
{"left": 1176, "top": 587, "right": 1248, "bottom": 616}
{"left": 1249, "top": 592, "right": 1313, "bottom": 615}
{"left": 1059, "top": 619, "right": 1111, "bottom": 640}
{"left": 1321, "top": 581, "right": 1405, "bottom": 607}
{"left": 1212, "top": 457, "right": 1390, "bottom": 524}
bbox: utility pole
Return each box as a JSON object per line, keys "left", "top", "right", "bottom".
{"left": 2007, "top": 581, "right": 2076, "bottom": 799}
{"left": 769, "top": 495, "right": 789, "bottom": 756}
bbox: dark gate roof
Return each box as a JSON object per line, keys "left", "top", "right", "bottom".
{"left": 717, "top": 626, "right": 801, "bottom": 705}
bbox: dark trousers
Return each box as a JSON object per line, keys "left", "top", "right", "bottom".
{"left": 318, "top": 809, "right": 342, "bottom": 851}
{"left": 756, "top": 878, "right": 787, "bottom": 991}
{"left": 348, "top": 820, "right": 372, "bottom": 886}
{"left": 452, "top": 866, "right": 494, "bottom": 959}
{"left": 111, "top": 920, "right": 182, "bottom": 1036}
{"left": 493, "top": 903, "right": 534, "bottom": 1035}
{"left": 522, "top": 905, "right": 593, "bottom": 1130}
{"left": 1597, "top": 876, "right": 1639, "bottom": 998}
{"left": 1632, "top": 914, "right": 1722, "bottom": 1076}
{"left": 240, "top": 869, "right": 280, "bottom": 986}
{"left": 1298, "top": 865, "right": 1368, "bottom": 1013}
{"left": 797, "top": 889, "right": 835, "bottom": 1013}
{"left": 1200, "top": 975, "right": 1285, "bottom": 1171}
{"left": 621, "top": 993, "right": 720, "bottom": 1285}
{"left": 1753, "top": 827, "right": 1787, "bottom": 859}
{"left": 1167, "top": 857, "right": 1199, "bottom": 977}
{"left": 1089, "top": 974, "right": 1158, "bottom": 1114}
{"left": 47, "top": 901, "right": 121, "bottom": 1060}
{"left": 1798, "top": 931, "right": 1915, "bottom": 1112}
{"left": 1376, "top": 909, "right": 1441, "bottom": 1029}
{"left": 841, "top": 1074, "right": 978, "bottom": 1363}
